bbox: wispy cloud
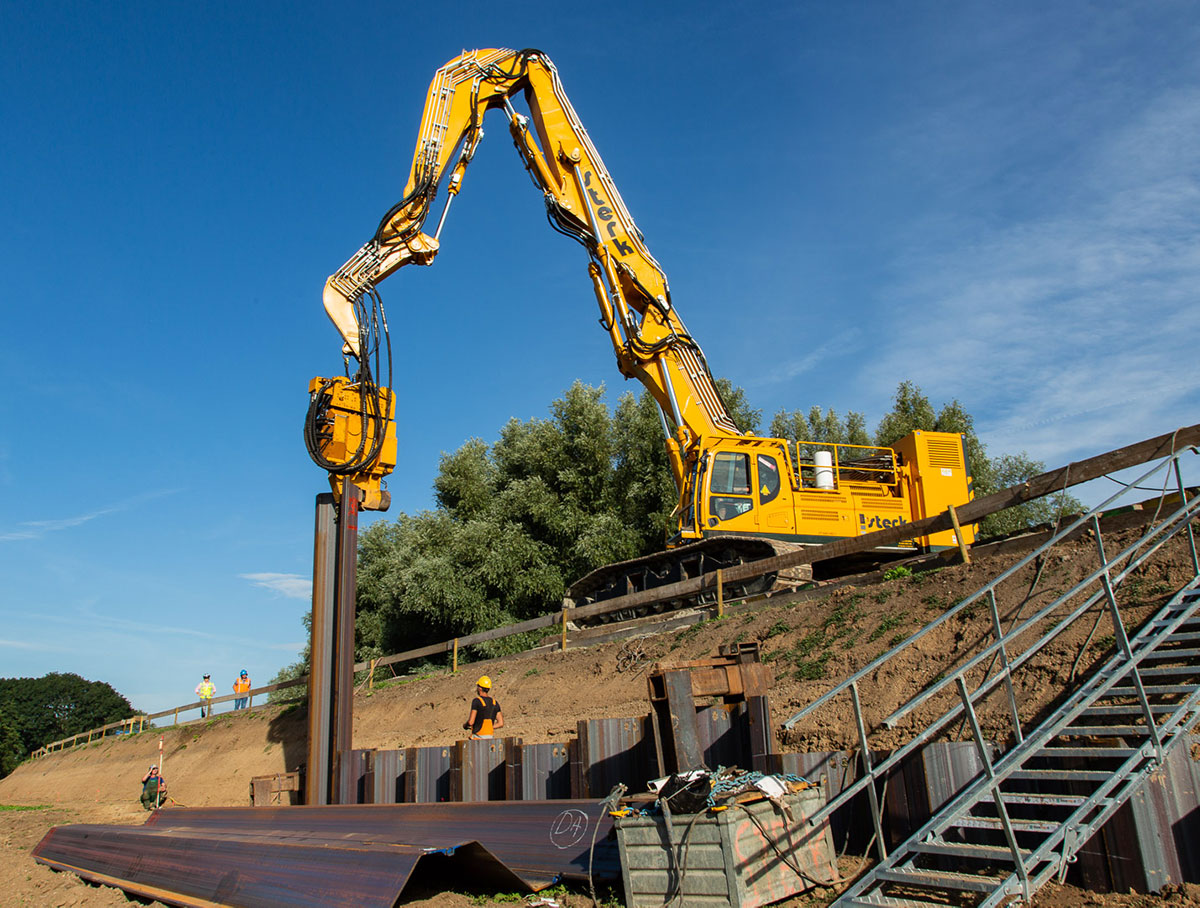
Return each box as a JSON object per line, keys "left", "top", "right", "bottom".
{"left": 860, "top": 84, "right": 1200, "bottom": 467}
{"left": 239, "top": 573, "right": 312, "bottom": 600}
{"left": 0, "top": 506, "right": 120, "bottom": 542}
{"left": 0, "top": 488, "right": 183, "bottom": 543}
{"left": 0, "top": 637, "right": 61, "bottom": 651}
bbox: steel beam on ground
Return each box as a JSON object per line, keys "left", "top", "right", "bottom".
{"left": 34, "top": 801, "right": 618, "bottom": 907}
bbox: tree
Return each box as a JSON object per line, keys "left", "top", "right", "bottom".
{"left": 769, "top": 406, "right": 870, "bottom": 446}
{"left": 874, "top": 381, "right": 998, "bottom": 500}
{"left": 0, "top": 673, "right": 135, "bottom": 769}
{"left": 608, "top": 389, "right": 678, "bottom": 552}
{"left": 982, "top": 452, "right": 1084, "bottom": 539}
{"left": 347, "top": 377, "right": 1067, "bottom": 665}
{"left": 355, "top": 380, "right": 660, "bottom": 659}
{"left": 714, "top": 377, "right": 761, "bottom": 435}
{"left": 0, "top": 705, "right": 24, "bottom": 778}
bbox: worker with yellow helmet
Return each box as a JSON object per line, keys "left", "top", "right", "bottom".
{"left": 463, "top": 675, "right": 504, "bottom": 739}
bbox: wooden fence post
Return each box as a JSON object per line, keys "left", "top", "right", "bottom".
{"left": 948, "top": 505, "right": 972, "bottom": 565}
{"left": 716, "top": 568, "right": 724, "bottom": 618}
{"left": 452, "top": 639, "right": 458, "bottom": 673}
{"left": 561, "top": 604, "right": 569, "bottom": 651}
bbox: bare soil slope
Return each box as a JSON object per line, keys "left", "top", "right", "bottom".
{"left": 3, "top": 526, "right": 1197, "bottom": 907}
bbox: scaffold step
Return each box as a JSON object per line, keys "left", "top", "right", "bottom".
{"left": 1007, "top": 768, "right": 1113, "bottom": 783}
{"left": 1141, "top": 647, "right": 1200, "bottom": 660}
{"left": 952, "top": 815, "right": 1060, "bottom": 834}
{"left": 1036, "top": 745, "right": 1137, "bottom": 759}
{"left": 874, "top": 867, "right": 1005, "bottom": 893}
{"left": 1108, "top": 683, "right": 1196, "bottom": 695}
{"left": 994, "top": 792, "right": 1087, "bottom": 808}
{"left": 839, "top": 896, "right": 949, "bottom": 908}
{"left": 911, "top": 840, "right": 1029, "bottom": 861}
{"left": 1058, "top": 725, "right": 1149, "bottom": 736}
{"left": 1081, "top": 704, "right": 1174, "bottom": 717}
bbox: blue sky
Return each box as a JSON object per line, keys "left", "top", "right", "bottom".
{"left": 2, "top": 2, "right": 1197, "bottom": 715}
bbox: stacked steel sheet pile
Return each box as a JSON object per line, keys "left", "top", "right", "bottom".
{"left": 33, "top": 801, "right": 617, "bottom": 907}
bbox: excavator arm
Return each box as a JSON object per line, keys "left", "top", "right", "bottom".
{"left": 315, "top": 49, "right": 742, "bottom": 511}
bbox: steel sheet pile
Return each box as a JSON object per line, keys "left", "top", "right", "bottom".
{"left": 33, "top": 801, "right": 617, "bottom": 908}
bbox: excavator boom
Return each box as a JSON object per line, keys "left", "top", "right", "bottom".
{"left": 308, "top": 48, "right": 976, "bottom": 586}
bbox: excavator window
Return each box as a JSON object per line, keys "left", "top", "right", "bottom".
{"left": 757, "top": 454, "right": 780, "bottom": 505}
{"left": 709, "top": 452, "right": 753, "bottom": 523}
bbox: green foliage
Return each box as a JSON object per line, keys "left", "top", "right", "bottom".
{"left": 868, "top": 612, "right": 907, "bottom": 641}
{"left": 356, "top": 381, "right": 647, "bottom": 656}
{"left": 874, "top": 381, "right": 998, "bottom": 501}
{"left": 0, "top": 706, "right": 24, "bottom": 777}
{"left": 267, "top": 660, "right": 308, "bottom": 704}
{"left": 338, "top": 378, "right": 1081, "bottom": 666}
{"left": 980, "top": 452, "right": 1084, "bottom": 540}
{"left": 0, "top": 673, "right": 135, "bottom": 775}
{"left": 764, "top": 620, "right": 791, "bottom": 638}
{"left": 770, "top": 406, "right": 870, "bottom": 445}
{"left": 0, "top": 804, "right": 51, "bottom": 811}
{"left": 883, "top": 565, "right": 913, "bottom": 581}
{"left": 714, "top": 377, "right": 762, "bottom": 435}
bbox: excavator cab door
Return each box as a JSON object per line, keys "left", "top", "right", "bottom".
{"left": 704, "top": 449, "right": 758, "bottom": 531}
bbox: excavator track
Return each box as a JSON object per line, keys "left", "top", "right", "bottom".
{"left": 566, "top": 536, "right": 814, "bottom": 625}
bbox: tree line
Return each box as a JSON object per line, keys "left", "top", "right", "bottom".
{"left": 272, "top": 379, "right": 1079, "bottom": 687}
{"left": 0, "top": 673, "right": 135, "bottom": 777}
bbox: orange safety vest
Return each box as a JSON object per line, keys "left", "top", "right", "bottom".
{"left": 233, "top": 676, "right": 251, "bottom": 693}
{"left": 471, "top": 695, "right": 500, "bottom": 737}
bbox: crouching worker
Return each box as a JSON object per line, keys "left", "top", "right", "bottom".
{"left": 140, "top": 765, "right": 167, "bottom": 810}
{"left": 462, "top": 675, "right": 503, "bottom": 740}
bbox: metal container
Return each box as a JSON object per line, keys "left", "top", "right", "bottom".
{"left": 615, "top": 788, "right": 836, "bottom": 908}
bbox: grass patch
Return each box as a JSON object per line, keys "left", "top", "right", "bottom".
{"left": 524, "top": 668, "right": 540, "bottom": 677}
{"left": 764, "top": 620, "right": 791, "bottom": 639}
{"left": 921, "top": 593, "right": 953, "bottom": 611}
{"left": 0, "top": 804, "right": 51, "bottom": 812}
{"left": 793, "top": 653, "right": 832, "bottom": 680}
{"left": 868, "top": 612, "right": 908, "bottom": 642}
{"left": 670, "top": 620, "right": 709, "bottom": 650}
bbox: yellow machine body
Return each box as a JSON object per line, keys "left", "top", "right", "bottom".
{"left": 680, "top": 430, "right": 974, "bottom": 553}
{"left": 306, "top": 376, "right": 397, "bottom": 512}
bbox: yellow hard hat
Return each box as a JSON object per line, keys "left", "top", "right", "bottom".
{"left": 476, "top": 675, "right": 492, "bottom": 690}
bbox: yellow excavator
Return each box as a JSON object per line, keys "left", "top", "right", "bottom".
{"left": 304, "top": 48, "right": 974, "bottom": 603}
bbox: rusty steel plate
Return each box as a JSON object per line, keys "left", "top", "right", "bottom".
{"left": 33, "top": 800, "right": 618, "bottom": 907}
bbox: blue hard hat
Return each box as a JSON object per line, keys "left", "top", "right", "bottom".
{"left": 240, "top": 669, "right": 248, "bottom": 675}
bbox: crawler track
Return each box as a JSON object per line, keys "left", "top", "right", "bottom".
{"left": 567, "top": 535, "right": 814, "bottom": 624}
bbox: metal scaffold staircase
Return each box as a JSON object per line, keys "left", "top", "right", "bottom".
{"left": 782, "top": 447, "right": 1200, "bottom": 908}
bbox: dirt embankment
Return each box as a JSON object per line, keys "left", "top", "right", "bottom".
{"left": 3, "top": 526, "right": 1197, "bottom": 906}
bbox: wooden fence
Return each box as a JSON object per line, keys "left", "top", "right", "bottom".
{"left": 30, "top": 423, "right": 1199, "bottom": 761}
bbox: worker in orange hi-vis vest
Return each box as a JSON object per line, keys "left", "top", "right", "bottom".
{"left": 462, "top": 675, "right": 504, "bottom": 740}
{"left": 232, "top": 669, "right": 251, "bottom": 710}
